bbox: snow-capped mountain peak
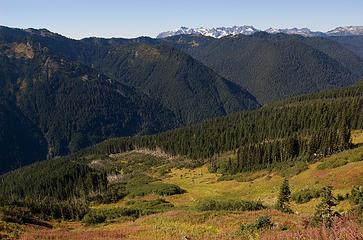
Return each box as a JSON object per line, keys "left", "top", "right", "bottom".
{"left": 265, "top": 27, "right": 325, "bottom": 37}
{"left": 156, "top": 26, "right": 259, "bottom": 39}
{"left": 326, "top": 26, "right": 363, "bottom": 36}
{"left": 157, "top": 25, "right": 363, "bottom": 38}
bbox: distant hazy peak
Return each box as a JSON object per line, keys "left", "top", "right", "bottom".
{"left": 326, "top": 26, "right": 363, "bottom": 36}
{"left": 157, "top": 26, "right": 259, "bottom": 39}
{"left": 265, "top": 28, "right": 325, "bottom": 37}
{"left": 157, "top": 25, "right": 363, "bottom": 38}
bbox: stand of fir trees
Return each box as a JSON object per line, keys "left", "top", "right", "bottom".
{"left": 82, "top": 83, "right": 362, "bottom": 174}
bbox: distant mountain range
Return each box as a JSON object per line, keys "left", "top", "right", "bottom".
{"left": 157, "top": 26, "right": 363, "bottom": 38}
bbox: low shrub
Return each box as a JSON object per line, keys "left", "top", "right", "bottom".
{"left": 292, "top": 188, "right": 322, "bottom": 204}
{"left": 317, "top": 157, "right": 348, "bottom": 170}
{"left": 83, "top": 207, "right": 140, "bottom": 224}
{"left": 261, "top": 216, "right": 363, "bottom": 240}
{"left": 350, "top": 185, "right": 363, "bottom": 205}
{"left": 351, "top": 152, "right": 363, "bottom": 162}
{"left": 217, "top": 175, "right": 235, "bottom": 181}
{"left": 195, "top": 199, "right": 265, "bottom": 211}
{"left": 0, "top": 206, "right": 32, "bottom": 224}
{"left": 350, "top": 185, "right": 363, "bottom": 213}
{"left": 127, "top": 183, "right": 185, "bottom": 198}
{"left": 89, "top": 185, "right": 128, "bottom": 204}
{"left": 123, "top": 174, "right": 158, "bottom": 186}
{"left": 240, "top": 215, "right": 273, "bottom": 231}
{"left": 83, "top": 198, "right": 174, "bottom": 224}
{"left": 279, "top": 161, "right": 309, "bottom": 177}
{"left": 82, "top": 212, "right": 106, "bottom": 224}
{"left": 127, "top": 198, "right": 174, "bottom": 215}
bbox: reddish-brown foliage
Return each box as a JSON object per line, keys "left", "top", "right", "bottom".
{"left": 261, "top": 215, "right": 363, "bottom": 240}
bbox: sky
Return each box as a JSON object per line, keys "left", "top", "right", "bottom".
{"left": 1, "top": 0, "right": 362, "bottom": 39}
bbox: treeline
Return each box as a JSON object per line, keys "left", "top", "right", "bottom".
{"left": 1, "top": 85, "right": 361, "bottom": 197}
{"left": 0, "top": 197, "right": 89, "bottom": 221}
{"left": 210, "top": 125, "right": 351, "bottom": 174}
{"left": 84, "top": 86, "right": 361, "bottom": 165}
{"left": 0, "top": 156, "right": 107, "bottom": 200}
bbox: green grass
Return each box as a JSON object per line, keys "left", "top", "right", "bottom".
{"left": 317, "top": 146, "right": 363, "bottom": 170}
{"left": 15, "top": 130, "right": 363, "bottom": 239}
{"left": 352, "top": 129, "right": 363, "bottom": 145}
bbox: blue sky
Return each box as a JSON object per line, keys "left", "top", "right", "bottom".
{"left": 1, "top": 0, "right": 362, "bottom": 39}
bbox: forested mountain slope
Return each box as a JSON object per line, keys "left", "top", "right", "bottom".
{"left": 86, "top": 82, "right": 362, "bottom": 172}
{"left": 75, "top": 42, "right": 259, "bottom": 124}
{"left": 301, "top": 36, "right": 363, "bottom": 77}
{"left": 0, "top": 99, "right": 48, "bottom": 172}
{"left": 1, "top": 26, "right": 361, "bottom": 174}
{"left": 0, "top": 26, "right": 260, "bottom": 126}
{"left": 161, "top": 33, "right": 362, "bottom": 104}
{"left": 330, "top": 35, "right": 363, "bottom": 60}
{"left": 1, "top": 82, "right": 360, "bottom": 201}
{"left": 0, "top": 26, "right": 261, "bottom": 174}
{"left": 0, "top": 38, "right": 179, "bottom": 174}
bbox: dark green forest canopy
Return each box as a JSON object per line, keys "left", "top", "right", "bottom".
{"left": 0, "top": 26, "right": 362, "bottom": 175}
{"left": 0, "top": 37, "right": 180, "bottom": 174}
{"left": 329, "top": 35, "right": 363, "bottom": 60}
{"left": 86, "top": 83, "right": 362, "bottom": 164}
{"left": 0, "top": 26, "right": 260, "bottom": 174}
{"left": 161, "top": 33, "right": 362, "bottom": 104}
{"left": 0, "top": 82, "right": 361, "bottom": 203}
{"left": 0, "top": 26, "right": 260, "bottom": 125}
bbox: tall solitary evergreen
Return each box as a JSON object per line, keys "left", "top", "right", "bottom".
{"left": 276, "top": 177, "right": 293, "bottom": 213}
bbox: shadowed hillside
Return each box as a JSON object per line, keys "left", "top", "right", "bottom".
{"left": 161, "top": 33, "right": 362, "bottom": 104}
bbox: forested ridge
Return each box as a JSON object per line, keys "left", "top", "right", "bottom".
{"left": 76, "top": 42, "right": 259, "bottom": 124}
{"left": 0, "top": 37, "right": 180, "bottom": 173}
{"left": 85, "top": 82, "right": 362, "bottom": 170}
{"left": 161, "top": 33, "right": 362, "bottom": 104}
{"left": 330, "top": 35, "right": 363, "bottom": 60}
{"left": 0, "top": 26, "right": 260, "bottom": 125}
{"left": 1, "top": 82, "right": 360, "bottom": 203}
{"left": 0, "top": 26, "right": 261, "bottom": 173}
{"left": 1, "top": 26, "right": 362, "bottom": 174}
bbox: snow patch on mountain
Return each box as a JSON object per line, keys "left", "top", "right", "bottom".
{"left": 265, "top": 28, "right": 325, "bottom": 37}
{"left": 157, "top": 26, "right": 259, "bottom": 39}
{"left": 326, "top": 26, "right": 363, "bottom": 36}
{"left": 157, "top": 26, "right": 363, "bottom": 38}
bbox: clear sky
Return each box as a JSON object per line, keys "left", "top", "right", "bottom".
{"left": 1, "top": 0, "right": 362, "bottom": 39}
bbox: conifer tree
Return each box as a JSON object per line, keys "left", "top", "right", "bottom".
{"left": 311, "top": 186, "right": 337, "bottom": 227}
{"left": 276, "top": 177, "right": 293, "bottom": 213}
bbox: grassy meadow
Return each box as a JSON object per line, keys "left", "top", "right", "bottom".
{"left": 5, "top": 130, "right": 363, "bottom": 239}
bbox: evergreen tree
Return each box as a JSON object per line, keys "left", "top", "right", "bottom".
{"left": 350, "top": 185, "right": 363, "bottom": 213}
{"left": 276, "top": 177, "right": 293, "bottom": 213}
{"left": 311, "top": 186, "right": 337, "bottom": 227}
